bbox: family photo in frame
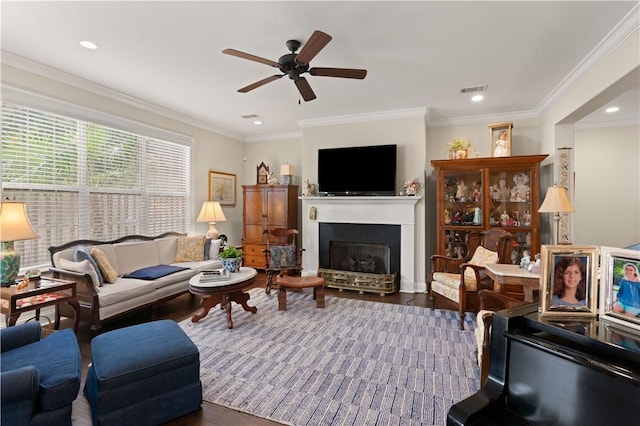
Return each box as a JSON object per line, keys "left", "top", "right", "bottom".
{"left": 599, "top": 246, "right": 640, "bottom": 331}
{"left": 540, "top": 245, "right": 598, "bottom": 317}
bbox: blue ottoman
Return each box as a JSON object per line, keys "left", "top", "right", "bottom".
{"left": 84, "top": 320, "right": 201, "bottom": 425}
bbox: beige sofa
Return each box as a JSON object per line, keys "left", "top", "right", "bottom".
{"left": 48, "top": 232, "right": 221, "bottom": 333}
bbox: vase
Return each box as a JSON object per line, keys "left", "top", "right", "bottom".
{"left": 452, "top": 149, "right": 468, "bottom": 159}
{"left": 221, "top": 257, "right": 242, "bottom": 273}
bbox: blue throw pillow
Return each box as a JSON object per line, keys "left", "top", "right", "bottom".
{"left": 269, "top": 245, "right": 297, "bottom": 269}
{"left": 123, "top": 265, "right": 189, "bottom": 280}
{"left": 74, "top": 246, "right": 104, "bottom": 287}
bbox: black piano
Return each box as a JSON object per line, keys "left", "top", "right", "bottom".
{"left": 448, "top": 304, "right": 640, "bottom": 425}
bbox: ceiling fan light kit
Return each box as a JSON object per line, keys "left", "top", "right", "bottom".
{"left": 223, "top": 30, "right": 367, "bottom": 102}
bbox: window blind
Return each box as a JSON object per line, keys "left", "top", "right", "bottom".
{"left": 1, "top": 102, "right": 191, "bottom": 269}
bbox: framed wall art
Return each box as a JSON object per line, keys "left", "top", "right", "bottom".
{"left": 599, "top": 246, "right": 640, "bottom": 331}
{"left": 208, "top": 171, "right": 236, "bottom": 206}
{"left": 489, "top": 122, "right": 513, "bottom": 158}
{"left": 540, "top": 245, "right": 598, "bottom": 317}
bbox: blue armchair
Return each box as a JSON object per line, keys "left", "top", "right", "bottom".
{"left": 1, "top": 322, "right": 81, "bottom": 426}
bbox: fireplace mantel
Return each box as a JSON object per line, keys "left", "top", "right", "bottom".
{"left": 300, "top": 196, "right": 421, "bottom": 293}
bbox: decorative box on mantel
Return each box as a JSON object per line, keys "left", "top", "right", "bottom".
{"left": 300, "top": 196, "right": 420, "bottom": 293}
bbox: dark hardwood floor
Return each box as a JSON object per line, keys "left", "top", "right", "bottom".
{"left": 67, "top": 272, "right": 446, "bottom": 426}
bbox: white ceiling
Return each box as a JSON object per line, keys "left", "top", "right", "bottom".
{"left": 1, "top": 1, "right": 638, "bottom": 141}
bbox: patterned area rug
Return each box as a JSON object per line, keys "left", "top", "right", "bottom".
{"left": 178, "top": 288, "right": 480, "bottom": 426}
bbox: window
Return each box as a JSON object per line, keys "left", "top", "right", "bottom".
{"left": 1, "top": 101, "right": 192, "bottom": 269}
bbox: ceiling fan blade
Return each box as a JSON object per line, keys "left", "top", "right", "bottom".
{"left": 295, "top": 77, "right": 316, "bottom": 101}
{"left": 238, "top": 75, "right": 283, "bottom": 93}
{"left": 295, "top": 30, "right": 332, "bottom": 65}
{"left": 222, "top": 48, "right": 280, "bottom": 68}
{"left": 309, "top": 67, "right": 368, "bottom": 79}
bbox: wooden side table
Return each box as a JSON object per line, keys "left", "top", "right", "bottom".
{"left": 0, "top": 277, "right": 80, "bottom": 333}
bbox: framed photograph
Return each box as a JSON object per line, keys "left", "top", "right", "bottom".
{"left": 208, "top": 171, "right": 236, "bottom": 206}
{"left": 540, "top": 245, "right": 598, "bottom": 317}
{"left": 599, "top": 246, "right": 640, "bottom": 331}
{"left": 598, "top": 320, "right": 640, "bottom": 350}
{"left": 489, "top": 122, "right": 513, "bottom": 158}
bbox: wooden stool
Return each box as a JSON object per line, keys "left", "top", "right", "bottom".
{"left": 276, "top": 275, "right": 325, "bottom": 310}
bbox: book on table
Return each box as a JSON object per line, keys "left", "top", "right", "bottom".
{"left": 199, "top": 269, "right": 230, "bottom": 282}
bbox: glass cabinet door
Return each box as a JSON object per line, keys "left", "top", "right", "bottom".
{"left": 442, "top": 170, "right": 482, "bottom": 258}
{"left": 488, "top": 170, "right": 533, "bottom": 262}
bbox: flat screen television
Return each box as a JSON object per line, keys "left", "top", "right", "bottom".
{"left": 317, "top": 144, "right": 397, "bottom": 196}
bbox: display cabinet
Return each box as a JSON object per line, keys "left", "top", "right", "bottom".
{"left": 242, "top": 184, "right": 298, "bottom": 269}
{"left": 431, "top": 155, "right": 548, "bottom": 263}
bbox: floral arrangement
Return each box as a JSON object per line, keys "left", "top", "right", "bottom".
{"left": 403, "top": 177, "right": 421, "bottom": 196}
{"left": 447, "top": 138, "right": 472, "bottom": 151}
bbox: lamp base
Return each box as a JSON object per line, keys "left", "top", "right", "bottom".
{"left": 0, "top": 241, "right": 20, "bottom": 285}
{"left": 283, "top": 175, "right": 292, "bottom": 185}
{"left": 206, "top": 222, "right": 219, "bottom": 240}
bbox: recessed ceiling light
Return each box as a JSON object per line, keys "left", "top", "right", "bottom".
{"left": 79, "top": 40, "right": 97, "bottom": 50}
{"left": 253, "top": 120, "right": 262, "bottom": 125}
{"left": 471, "top": 95, "right": 484, "bottom": 102}
{"left": 605, "top": 106, "right": 619, "bottom": 113}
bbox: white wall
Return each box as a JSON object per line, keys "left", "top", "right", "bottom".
{"left": 574, "top": 125, "right": 640, "bottom": 247}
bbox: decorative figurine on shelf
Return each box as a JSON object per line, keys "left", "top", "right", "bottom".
{"left": 510, "top": 173, "right": 530, "bottom": 202}
{"left": 497, "top": 177, "right": 509, "bottom": 201}
{"left": 455, "top": 177, "right": 468, "bottom": 201}
{"left": 523, "top": 210, "right": 532, "bottom": 226}
{"left": 491, "top": 182, "right": 501, "bottom": 201}
{"left": 302, "top": 179, "right": 316, "bottom": 196}
{"left": 267, "top": 172, "right": 279, "bottom": 185}
{"left": 493, "top": 130, "right": 510, "bottom": 157}
{"left": 444, "top": 209, "right": 451, "bottom": 225}
{"left": 472, "top": 207, "right": 481, "bottom": 225}
{"left": 520, "top": 250, "right": 531, "bottom": 269}
{"left": 469, "top": 181, "right": 481, "bottom": 202}
{"left": 403, "top": 177, "right": 421, "bottom": 196}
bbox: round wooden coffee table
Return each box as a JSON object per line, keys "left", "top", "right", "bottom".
{"left": 189, "top": 267, "right": 258, "bottom": 329}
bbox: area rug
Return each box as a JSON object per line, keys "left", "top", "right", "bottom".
{"left": 178, "top": 289, "right": 480, "bottom": 426}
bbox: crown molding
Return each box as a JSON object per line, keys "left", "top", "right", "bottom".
{"left": 298, "top": 107, "right": 428, "bottom": 129}
{"left": 1, "top": 51, "right": 243, "bottom": 141}
{"left": 245, "top": 131, "right": 303, "bottom": 143}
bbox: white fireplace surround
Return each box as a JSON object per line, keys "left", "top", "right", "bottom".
{"left": 300, "top": 196, "right": 421, "bottom": 293}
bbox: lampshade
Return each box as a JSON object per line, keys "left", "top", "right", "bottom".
{"left": 0, "top": 201, "right": 38, "bottom": 242}
{"left": 538, "top": 186, "right": 575, "bottom": 213}
{"left": 0, "top": 200, "right": 38, "bottom": 285}
{"left": 280, "top": 164, "right": 294, "bottom": 185}
{"left": 197, "top": 201, "right": 226, "bottom": 239}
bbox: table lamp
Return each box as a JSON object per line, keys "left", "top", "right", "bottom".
{"left": 280, "top": 164, "right": 294, "bottom": 185}
{"left": 538, "top": 186, "right": 575, "bottom": 245}
{"left": 197, "top": 201, "right": 227, "bottom": 239}
{"left": 0, "top": 200, "right": 38, "bottom": 285}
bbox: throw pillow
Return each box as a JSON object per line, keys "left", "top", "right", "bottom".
{"left": 59, "top": 258, "right": 101, "bottom": 291}
{"left": 209, "top": 239, "right": 222, "bottom": 260}
{"left": 74, "top": 245, "right": 104, "bottom": 287}
{"left": 269, "top": 245, "right": 296, "bottom": 269}
{"left": 464, "top": 246, "right": 498, "bottom": 281}
{"left": 90, "top": 247, "right": 119, "bottom": 283}
{"left": 174, "top": 235, "right": 206, "bottom": 262}
{"left": 123, "top": 265, "right": 189, "bottom": 280}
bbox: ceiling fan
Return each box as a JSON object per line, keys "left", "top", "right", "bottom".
{"left": 223, "top": 30, "right": 367, "bottom": 102}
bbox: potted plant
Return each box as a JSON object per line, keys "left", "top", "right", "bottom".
{"left": 447, "top": 138, "right": 472, "bottom": 159}
{"left": 219, "top": 246, "right": 243, "bottom": 273}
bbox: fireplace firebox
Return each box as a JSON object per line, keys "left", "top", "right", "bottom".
{"left": 319, "top": 223, "right": 400, "bottom": 295}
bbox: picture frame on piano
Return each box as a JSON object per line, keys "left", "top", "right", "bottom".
{"left": 540, "top": 245, "right": 598, "bottom": 317}
{"left": 599, "top": 246, "right": 640, "bottom": 331}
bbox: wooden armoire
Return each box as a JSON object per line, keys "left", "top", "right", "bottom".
{"left": 242, "top": 184, "right": 298, "bottom": 269}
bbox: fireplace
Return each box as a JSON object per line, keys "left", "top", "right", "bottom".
{"left": 319, "top": 222, "right": 400, "bottom": 274}
{"left": 300, "top": 196, "right": 420, "bottom": 293}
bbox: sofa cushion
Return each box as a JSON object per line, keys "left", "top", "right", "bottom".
{"left": 123, "top": 265, "right": 189, "bottom": 280}
{"left": 59, "top": 258, "right": 101, "bottom": 292}
{"left": 205, "top": 238, "right": 222, "bottom": 260}
{"left": 74, "top": 246, "right": 104, "bottom": 287}
{"left": 1, "top": 329, "right": 81, "bottom": 411}
{"left": 155, "top": 237, "right": 179, "bottom": 265}
{"left": 95, "top": 279, "right": 156, "bottom": 307}
{"left": 174, "top": 236, "right": 205, "bottom": 262}
{"left": 91, "top": 248, "right": 119, "bottom": 283}
{"left": 113, "top": 240, "right": 162, "bottom": 275}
